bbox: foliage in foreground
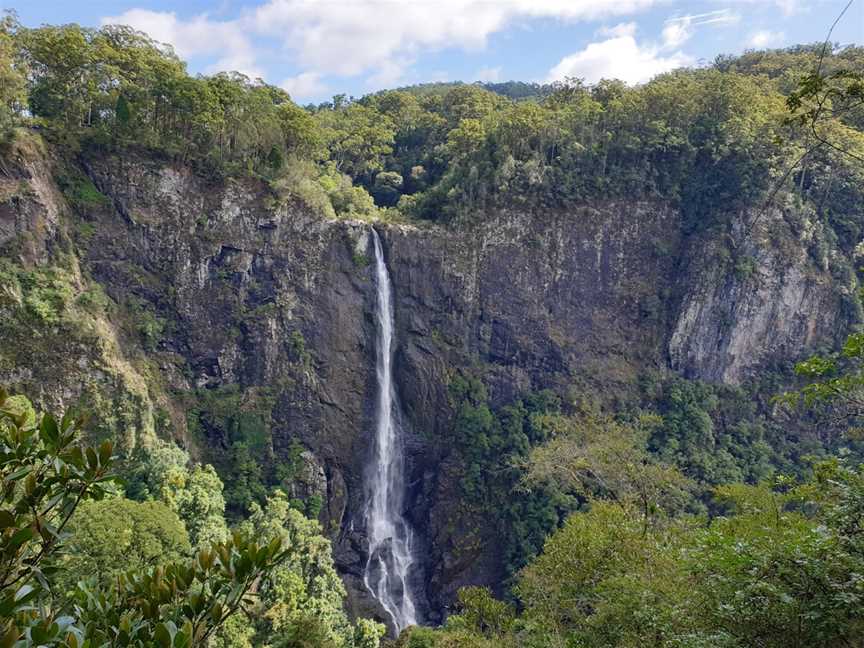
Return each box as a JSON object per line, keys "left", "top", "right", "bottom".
{"left": 0, "top": 388, "right": 383, "bottom": 648}
{"left": 407, "top": 308, "right": 864, "bottom": 647}
{"left": 403, "top": 459, "right": 864, "bottom": 648}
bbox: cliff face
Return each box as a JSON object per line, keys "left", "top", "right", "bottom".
{"left": 669, "top": 210, "right": 854, "bottom": 384}
{"left": 381, "top": 204, "right": 682, "bottom": 611}
{"left": 0, "top": 140, "right": 855, "bottom": 621}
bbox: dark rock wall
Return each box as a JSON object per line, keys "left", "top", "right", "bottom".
{"left": 0, "top": 142, "right": 855, "bottom": 621}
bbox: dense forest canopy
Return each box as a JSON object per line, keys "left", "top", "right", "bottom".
{"left": 3, "top": 8, "right": 864, "bottom": 648}
{"left": 1, "top": 13, "right": 863, "bottom": 231}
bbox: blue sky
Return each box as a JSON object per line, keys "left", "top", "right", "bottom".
{"left": 7, "top": 0, "right": 864, "bottom": 103}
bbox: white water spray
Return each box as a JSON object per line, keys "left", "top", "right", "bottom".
{"left": 362, "top": 228, "right": 419, "bottom": 633}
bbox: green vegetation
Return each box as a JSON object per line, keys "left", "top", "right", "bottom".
{"left": 348, "top": 47, "right": 864, "bottom": 239}
{"left": 183, "top": 384, "right": 305, "bottom": 517}
{"left": 0, "top": 253, "right": 160, "bottom": 455}
{"left": 0, "top": 259, "right": 79, "bottom": 326}
{"left": 0, "top": 14, "right": 24, "bottom": 142}
{"left": 125, "top": 297, "right": 167, "bottom": 352}
{"left": 441, "top": 361, "right": 864, "bottom": 585}
{"left": 446, "top": 376, "right": 572, "bottom": 576}
{"left": 642, "top": 375, "right": 775, "bottom": 487}
{"left": 2, "top": 13, "right": 862, "bottom": 233}
{"left": 3, "top": 9, "right": 864, "bottom": 647}
{"left": 411, "top": 270, "right": 864, "bottom": 646}
{"left": 234, "top": 491, "right": 385, "bottom": 647}
{"left": 407, "top": 441, "right": 864, "bottom": 647}
{"left": 124, "top": 440, "right": 230, "bottom": 547}
{"left": 443, "top": 370, "right": 789, "bottom": 578}
{"left": 0, "top": 388, "right": 383, "bottom": 647}
{"left": 59, "top": 498, "right": 191, "bottom": 592}
{"left": 55, "top": 171, "right": 109, "bottom": 209}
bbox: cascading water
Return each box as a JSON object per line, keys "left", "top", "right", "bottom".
{"left": 362, "top": 228, "right": 419, "bottom": 634}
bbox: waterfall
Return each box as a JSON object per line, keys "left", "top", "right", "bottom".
{"left": 362, "top": 228, "right": 419, "bottom": 634}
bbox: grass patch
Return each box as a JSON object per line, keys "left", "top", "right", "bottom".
{"left": 56, "top": 171, "right": 109, "bottom": 209}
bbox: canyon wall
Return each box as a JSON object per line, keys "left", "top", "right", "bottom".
{"left": 0, "top": 138, "right": 855, "bottom": 621}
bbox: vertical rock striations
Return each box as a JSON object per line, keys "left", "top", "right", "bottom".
{"left": 0, "top": 143, "right": 856, "bottom": 621}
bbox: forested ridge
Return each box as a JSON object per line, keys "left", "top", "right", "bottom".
{"left": 3, "top": 10, "right": 864, "bottom": 648}
{"left": 2, "top": 14, "right": 863, "bottom": 232}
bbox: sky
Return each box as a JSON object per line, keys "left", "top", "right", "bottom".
{"left": 6, "top": 0, "right": 864, "bottom": 104}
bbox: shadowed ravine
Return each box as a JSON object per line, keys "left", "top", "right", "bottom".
{"left": 362, "top": 228, "right": 420, "bottom": 633}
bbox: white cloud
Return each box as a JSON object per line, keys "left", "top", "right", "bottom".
{"left": 661, "top": 10, "right": 740, "bottom": 48}
{"left": 280, "top": 72, "right": 328, "bottom": 101}
{"left": 747, "top": 29, "right": 785, "bottom": 48}
{"left": 774, "top": 0, "right": 802, "bottom": 14}
{"left": 365, "top": 58, "right": 412, "bottom": 90}
{"left": 546, "top": 24, "right": 692, "bottom": 85}
{"left": 599, "top": 22, "right": 638, "bottom": 38}
{"left": 103, "top": 0, "right": 660, "bottom": 90}
{"left": 475, "top": 66, "right": 503, "bottom": 83}
{"left": 547, "top": 9, "right": 738, "bottom": 86}
{"left": 661, "top": 21, "right": 691, "bottom": 49}
{"left": 101, "top": 9, "right": 263, "bottom": 79}
{"left": 251, "top": 0, "right": 658, "bottom": 76}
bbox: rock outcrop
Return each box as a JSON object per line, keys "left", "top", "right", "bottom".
{"left": 0, "top": 139, "right": 855, "bottom": 622}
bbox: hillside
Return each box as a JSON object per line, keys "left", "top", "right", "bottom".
{"left": 2, "top": 16, "right": 864, "bottom": 646}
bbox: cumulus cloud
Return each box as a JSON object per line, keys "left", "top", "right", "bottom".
{"left": 280, "top": 72, "right": 328, "bottom": 101}
{"left": 747, "top": 30, "right": 785, "bottom": 48}
{"left": 773, "top": 0, "right": 802, "bottom": 14}
{"left": 545, "top": 8, "right": 745, "bottom": 87}
{"left": 101, "top": 9, "right": 262, "bottom": 79}
{"left": 103, "top": 0, "right": 660, "bottom": 94}
{"left": 365, "top": 59, "right": 412, "bottom": 90}
{"left": 546, "top": 23, "right": 692, "bottom": 85}
{"left": 252, "top": 0, "right": 657, "bottom": 76}
{"left": 661, "top": 20, "right": 691, "bottom": 49}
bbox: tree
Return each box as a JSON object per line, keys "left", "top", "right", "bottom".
{"left": 58, "top": 498, "right": 190, "bottom": 593}
{"left": 371, "top": 171, "right": 404, "bottom": 206}
{"left": 439, "top": 85, "right": 504, "bottom": 127}
{"left": 524, "top": 411, "right": 693, "bottom": 533}
{"left": 781, "top": 331, "right": 864, "bottom": 445}
{"left": 689, "top": 477, "right": 864, "bottom": 647}
{"left": 0, "top": 388, "right": 115, "bottom": 644}
{"left": 68, "top": 531, "right": 291, "bottom": 648}
{"left": 513, "top": 497, "right": 712, "bottom": 648}
{"left": 125, "top": 440, "right": 229, "bottom": 548}
{"left": 647, "top": 379, "right": 759, "bottom": 485}
{"left": 235, "top": 491, "right": 385, "bottom": 647}
{"left": 442, "top": 587, "right": 515, "bottom": 638}
{"left": 114, "top": 94, "right": 130, "bottom": 125}
{"left": 363, "top": 90, "right": 446, "bottom": 190}
{"left": 277, "top": 101, "right": 323, "bottom": 159}
{"left": 0, "top": 388, "right": 290, "bottom": 647}
{"left": 774, "top": 18, "right": 864, "bottom": 445}
{"left": 421, "top": 462, "right": 864, "bottom": 648}
{"left": 315, "top": 104, "right": 395, "bottom": 181}
{"left": 786, "top": 1, "right": 864, "bottom": 163}
{"left": 444, "top": 378, "right": 571, "bottom": 575}
{"left": 0, "top": 16, "right": 24, "bottom": 140}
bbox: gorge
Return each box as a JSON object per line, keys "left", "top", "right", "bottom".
{"left": 0, "top": 136, "right": 855, "bottom": 624}
{"left": 1, "top": 28, "right": 863, "bottom": 642}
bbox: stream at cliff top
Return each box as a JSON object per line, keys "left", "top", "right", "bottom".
{"left": 362, "top": 228, "right": 419, "bottom": 633}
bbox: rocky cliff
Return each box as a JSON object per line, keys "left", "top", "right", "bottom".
{"left": 0, "top": 136, "right": 856, "bottom": 623}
